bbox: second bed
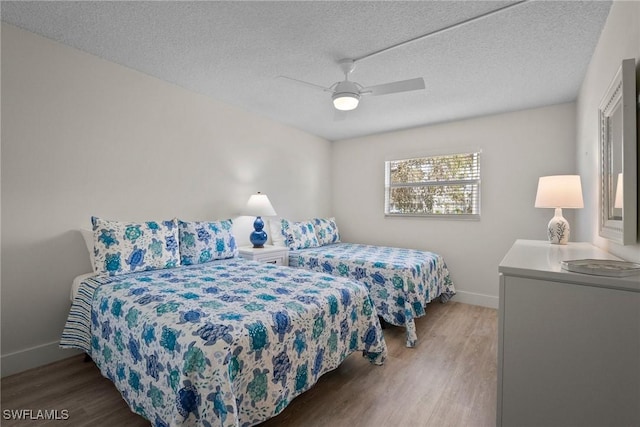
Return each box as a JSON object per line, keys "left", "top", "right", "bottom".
{"left": 288, "top": 242, "right": 456, "bottom": 347}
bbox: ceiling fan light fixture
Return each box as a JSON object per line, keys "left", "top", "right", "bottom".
{"left": 332, "top": 92, "right": 360, "bottom": 111}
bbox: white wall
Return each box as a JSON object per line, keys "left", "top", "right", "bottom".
{"left": 575, "top": 0, "right": 640, "bottom": 262}
{"left": 0, "top": 24, "right": 332, "bottom": 376}
{"left": 332, "top": 103, "right": 577, "bottom": 308}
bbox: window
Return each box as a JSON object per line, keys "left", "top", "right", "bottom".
{"left": 385, "top": 151, "right": 481, "bottom": 218}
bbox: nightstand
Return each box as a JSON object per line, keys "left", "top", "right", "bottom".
{"left": 238, "top": 245, "right": 289, "bottom": 266}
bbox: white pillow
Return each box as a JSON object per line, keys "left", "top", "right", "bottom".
{"left": 79, "top": 228, "right": 97, "bottom": 272}
{"left": 269, "top": 217, "right": 286, "bottom": 247}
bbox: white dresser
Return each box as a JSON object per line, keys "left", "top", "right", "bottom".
{"left": 497, "top": 240, "right": 640, "bottom": 427}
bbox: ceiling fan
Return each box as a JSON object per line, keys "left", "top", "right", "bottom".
{"left": 278, "top": 59, "right": 425, "bottom": 111}
{"left": 277, "top": 1, "right": 530, "bottom": 114}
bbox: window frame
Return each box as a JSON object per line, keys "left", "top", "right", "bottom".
{"left": 384, "top": 151, "right": 482, "bottom": 219}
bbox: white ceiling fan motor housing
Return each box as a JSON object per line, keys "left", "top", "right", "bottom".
{"left": 332, "top": 80, "right": 360, "bottom": 111}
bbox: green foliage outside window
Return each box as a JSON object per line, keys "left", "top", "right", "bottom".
{"left": 385, "top": 152, "right": 480, "bottom": 217}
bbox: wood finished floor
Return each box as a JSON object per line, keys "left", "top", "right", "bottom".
{"left": 1, "top": 301, "right": 497, "bottom": 427}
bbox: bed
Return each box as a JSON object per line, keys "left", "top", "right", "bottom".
{"left": 288, "top": 243, "right": 455, "bottom": 347}
{"left": 271, "top": 216, "right": 455, "bottom": 348}
{"left": 61, "top": 219, "right": 387, "bottom": 427}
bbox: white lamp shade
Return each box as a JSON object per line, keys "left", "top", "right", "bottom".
{"left": 534, "top": 175, "right": 584, "bottom": 209}
{"left": 245, "top": 193, "right": 277, "bottom": 217}
{"left": 614, "top": 173, "right": 623, "bottom": 209}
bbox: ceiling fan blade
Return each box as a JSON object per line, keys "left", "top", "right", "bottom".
{"left": 276, "top": 75, "right": 332, "bottom": 92}
{"left": 363, "top": 77, "right": 425, "bottom": 96}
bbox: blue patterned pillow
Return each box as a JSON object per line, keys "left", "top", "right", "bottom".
{"left": 178, "top": 219, "right": 238, "bottom": 265}
{"left": 281, "top": 219, "right": 320, "bottom": 250}
{"left": 313, "top": 217, "right": 341, "bottom": 246}
{"left": 91, "top": 217, "right": 180, "bottom": 276}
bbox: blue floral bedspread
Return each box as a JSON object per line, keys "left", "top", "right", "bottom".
{"left": 61, "top": 258, "right": 387, "bottom": 426}
{"left": 288, "top": 243, "right": 456, "bottom": 347}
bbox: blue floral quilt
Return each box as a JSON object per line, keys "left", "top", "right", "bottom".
{"left": 288, "top": 243, "right": 456, "bottom": 347}
{"left": 61, "top": 258, "right": 387, "bottom": 426}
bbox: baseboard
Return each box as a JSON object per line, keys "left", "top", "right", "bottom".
{"left": 450, "top": 290, "right": 498, "bottom": 309}
{"left": 1, "top": 341, "right": 82, "bottom": 378}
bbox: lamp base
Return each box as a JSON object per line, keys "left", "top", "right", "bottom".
{"left": 250, "top": 216, "right": 268, "bottom": 248}
{"left": 547, "top": 208, "right": 570, "bottom": 245}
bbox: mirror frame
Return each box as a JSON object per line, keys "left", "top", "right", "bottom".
{"left": 598, "top": 58, "right": 637, "bottom": 245}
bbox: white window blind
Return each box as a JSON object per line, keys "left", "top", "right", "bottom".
{"left": 385, "top": 152, "right": 481, "bottom": 218}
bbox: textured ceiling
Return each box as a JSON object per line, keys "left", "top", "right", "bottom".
{"left": 1, "top": 1, "right": 611, "bottom": 141}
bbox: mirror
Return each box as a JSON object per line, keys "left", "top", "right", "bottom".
{"left": 599, "top": 58, "right": 637, "bottom": 245}
{"left": 606, "top": 104, "right": 623, "bottom": 221}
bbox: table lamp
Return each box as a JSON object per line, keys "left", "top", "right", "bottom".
{"left": 534, "top": 175, "right": 584, "bottom": 245}
{"left": 245, "top": 192, "right": 277, "bottom": 248}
